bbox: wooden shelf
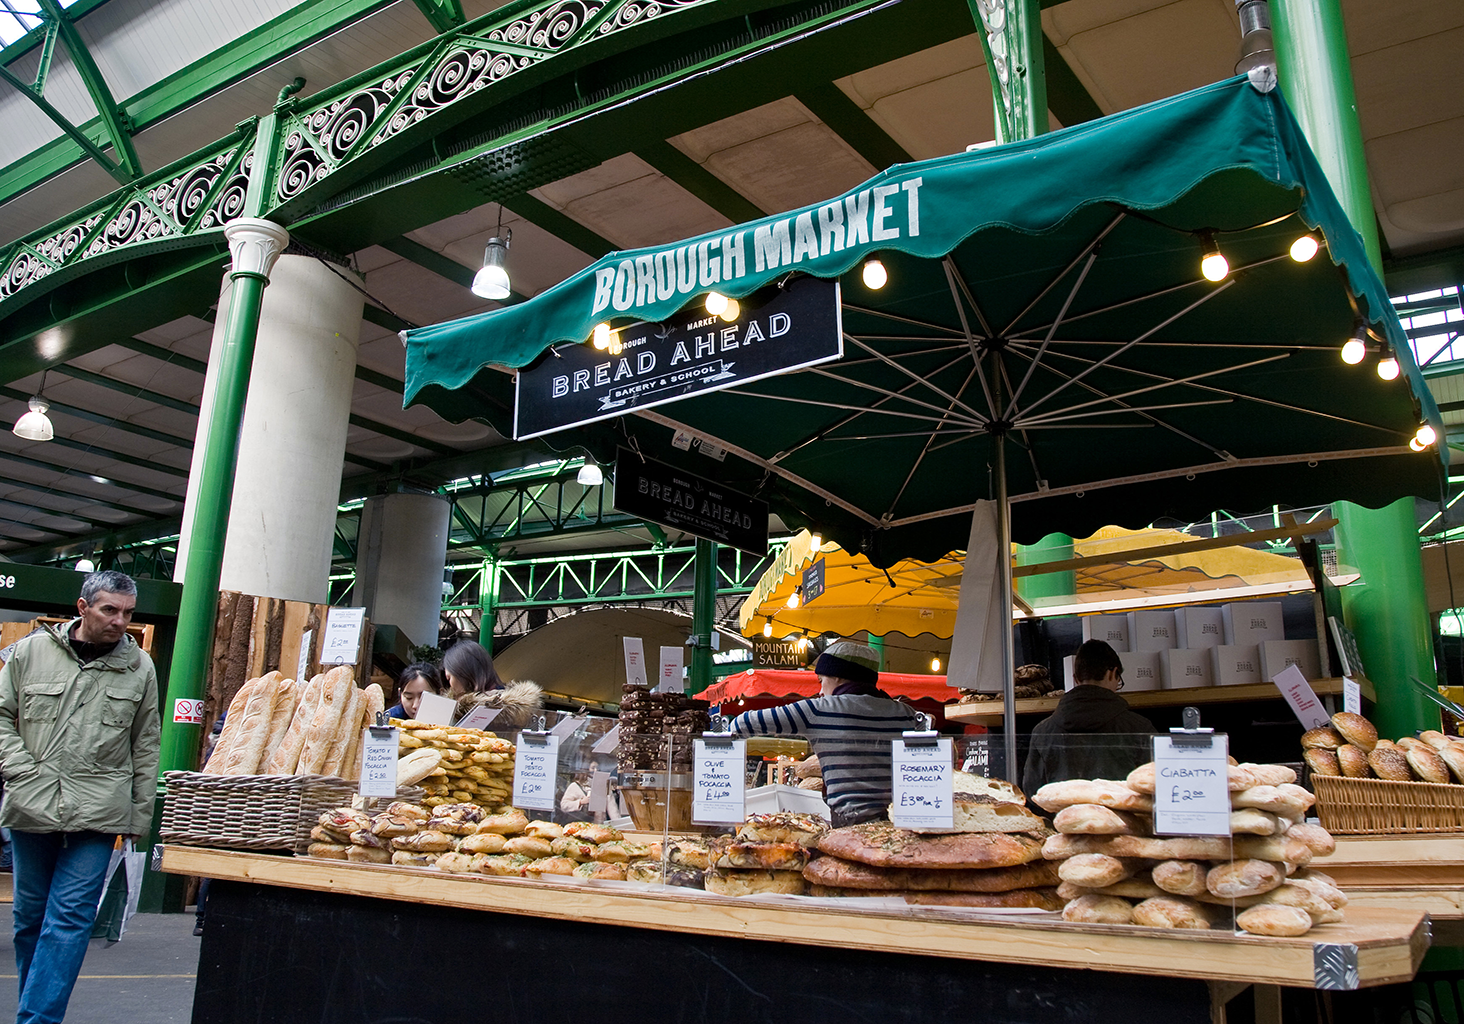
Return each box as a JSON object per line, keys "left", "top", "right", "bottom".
{"left": 945, "top": 677, "right": 1374, "bottom": 725}
{"left": 1313, "top": 834, "right": 1464, "bottom": 920}
{"left": 160, "top": 845, "right": 1425, "bottom": 989}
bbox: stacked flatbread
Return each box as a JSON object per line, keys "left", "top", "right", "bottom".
{"left": 205, "top": 667, "right": 384, "bottom": 779}
{"left": 393, "top": 720, "right": 516, "bottom": 812}
{"left": 699, "top": 813, "right": 829, "bottom": 896}
{"left": 1034, "top": 764, "right": 1345, "bottom": 936}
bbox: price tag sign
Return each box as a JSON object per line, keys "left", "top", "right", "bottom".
{"left": 591, "top": 724, "right": 621, "bottom": 755}
{"left": 693, "top": 737, "right": 747, "bottom": 824}
{"left": 589, "top": 768, "right": 611, "bottom": 814}
{"left": 1152, "top": 734, "right": 1231, "bottom": 836}
{"left": 513, "top": 734, "right": 560, "bottom": 811}
{"left": 455, "top": 706, "right": 500, "bottom": 730}
{"left": 296, "top": 630, "right": 312, "bottom": 682}
{"left": 359, "top": 726, "right": 400, "bottom": 797}
{"left": 657, "top": 645, "right": 685, "bottom": 694}
{"left": 1343, "top": 676, "right": 1362, "bottom": 716}
{"left": 890, "top": 738, "right": 954, "bottom": 830}
{"left": 551, "top": 714, "right": 586, "bottom": 739}
{"left": 1275, "top": 664, "right": 1330, "bottom": 730}
{"left": 321, "top": 607, "right": 366, "bottom": 665}
{"left": 623, "top": 637, "right": 648, "bottom": 688}
{"left": 172, "top": 698, "right": 204, "bottom": 725}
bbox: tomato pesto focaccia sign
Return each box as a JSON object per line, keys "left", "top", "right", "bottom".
{"left": 513, "top": 276, "right": 841, "bottom": 439}
{"left": 613, "top": 449, "right": 769, "bottom": 555}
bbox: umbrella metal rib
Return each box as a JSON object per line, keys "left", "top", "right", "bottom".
{"left": 847, "top": 335, "right": 990, "bottom": 425}
{"left": 1005, "top": 249, "right": 1100, "bottom": 421}
{"left": 885, "top": 365, "right": 983, "bottom": 520}
{"left": 999, "top": 211, "right": 1129, "bottom": 340}
{"left": 728, "top": 389, "right": 986, "bottom": 429}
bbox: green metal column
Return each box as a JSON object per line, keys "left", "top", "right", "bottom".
{"left": 689, "top": 538, "right": 717, "bottom": 694}
{"left": 970, "top": 0, "right": 1049, "bottom": 144}
{"left": 866, "top": 632, "right": 886, "bottom": 670}
{"left": 478, "top": 554, "right": 498, "bottom": 654}
{"left": 1272, "top": 0, "right": 1436, "bottom": 736}
{"left": 1015, "top": 532, "right": 1075, "bottom": 607}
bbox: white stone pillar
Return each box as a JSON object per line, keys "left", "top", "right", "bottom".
{"left": 175, "top": 254, "right": 364, "bottom": 603}
{"left": 353, "top": 493, "right": 451, "bottom": 649}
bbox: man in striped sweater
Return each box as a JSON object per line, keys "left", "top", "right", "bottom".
{"left": 728, "top": 641, "right": 922, "bottom": 826}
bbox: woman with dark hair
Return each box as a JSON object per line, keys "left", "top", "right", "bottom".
{"left": 442, "top": 642, "right": 503, "bottom": 696}
{"left": 385, "top": 662, "right": 446, "bottom": 720}
{"left": 728, "top": 640, "right": 922, "bottom": 827}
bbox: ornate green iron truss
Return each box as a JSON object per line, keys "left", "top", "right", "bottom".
{"left": 0, "top": 0, "right": 891, "bottom": 318}
{"left": 968, "top": 0, "right": 1046, "bottom": 143}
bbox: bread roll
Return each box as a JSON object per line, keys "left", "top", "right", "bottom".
{"left": 435, "top": 852, "right": 476, "bottom": 873}
{"left": 1300, "top": 725, "right": 1344, "bottom": 750}
{"left": 1058, "top": 853, "right": 1135, "bottom": 888}
{"left": 1231, "top": 785, "right": 1308, "bottom": 819}
{"left": 391, "top": 830, "right": 454, "bottom": 853}
{"left": 1276, "top": 783, "right": 1316, "bottom": 813}
{"left": 202, "top": 679, "right": 259, "bottom": 774}
{"left": 1053, "top": 804, "right": 1148, "bottom": 836}
{"left": 397, "top": 748, "right": 442, "bottom": 787}
{"left": 217, "top": 672, "right": 283, "bottom": 775}
{"left": 391, "top": 851, "right": 438, "bottom": 868}
{"left": 575, "top": 860, "right": 627, "bottom": 881}
{"left": 346, "top": 844, "right": 391, "bottom": 864}
{"left": 1062, "top": 894, "right": 1134, "bottom": 924}
{"left": 1288, "top": 874, "right": 1348, "bottom": 908}
{"left": 297, "top": 667, "right": 356, "bottom": 774}
{"left": 307, "top": 842, "right": 350, "bottom": 860}
{"left": 1151, "top": 859, "right": 1208, "bottom": 897}
{"left": 1368, "top": 743, "right": 1412, "bottom": 781}
{"left": 1231, "top": 835, "right": 1312, "bottom": 867}
{"left": 1132, "top": 896, "right": 1214, "bottom": 930}
{"left": 1285, "top": 822, "right": 1336, "bottom": 857}
{"left": 1236, "top": 903, "right": 1312, "bottom": 937}
{"left": 525, "top": 820, "right": 565, "bottom": 840}
{"left": 1239, "top": 763, "right": 1297, "bottom": 787}
{"left": 1420, "top": 730, "right": 1452, "bottom": 751}
{"left": 503, "top": 836, "right": 553, "bottom": 858}
{"left": 1336, "top": 744, "right": 1371, "bottom": 778}
{"left": 1042, "top": 833, "right": 1232, "bottom": 862}
{"left": 460, "top": 832, "right": 507, "bottom": 854}
{"left": 1253, "top": 881, "right": 1335, "bottom": 919}
{"left": 524, "top": 856, "right": 577, "bottom": 878}
{"left": 478, "top": 808, "right": 529, "bottom": 835}
{"left": 1437, "top": 742, "right": 1464, "bottom": 783}
{"left": 1230, "top": 808, "right": 1283, "bottom": 835}
{"left": 1206, "top": 858, "right": 1284, "bottom": 898}
{"left": 1331, "top": 712, "right": 1377, "bottom": 751}
{"left": 1032, "top": 779, "right": 1153, "bottom": 813}
{"left": 265, "top": 674, "right": 323, "bottom": 774}
{"left": 1304, "top": 748, "right": 1341, "bottom": 777}
{"left": 1406, "top": 745, "right": 1450, "bottom": 784}
{"left": 258, "top": 679, "right": 299, "bottom": 773}
{"left": 1056, "top": 878, "right": 1165, "bottom": 901}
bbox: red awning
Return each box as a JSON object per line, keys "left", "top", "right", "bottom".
{"left": 701, "top": 669, "right": 958, "bottom": 705}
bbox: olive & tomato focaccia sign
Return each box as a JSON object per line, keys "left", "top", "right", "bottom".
{"left": 513, "top": 276, "right": 840, "bottom": 439}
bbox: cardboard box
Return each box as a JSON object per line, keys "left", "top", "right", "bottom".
{"left": 1063, "top": 655, "right": 1076, "bottom": 691}
{"left": 1175, "top": 606, "right": 1225, "bottom": 650}
{"left": 1259, "top": 639, "right": 1322, "bottom": 683}
{"left": 1083, "top": 614, "right": 1130, "bottom": 651}
{"left": 1161, "top": 648, "right": 1212, "bottom": 690}
{"left": 1211, "top": 645, "right": 1262, "bottom": 687}
{"left": 1129, "top": 610, "right": 1178, "bottom": 652}
{"left": 1118, "top": 651, "right": 1162, "bottom": 692}
{"left": 1222, "top": 601, "right": 1285, "bottom": 646}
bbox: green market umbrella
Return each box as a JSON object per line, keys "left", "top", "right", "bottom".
{"left": 403, "top": 73, "right": 1444, "bottom": 778}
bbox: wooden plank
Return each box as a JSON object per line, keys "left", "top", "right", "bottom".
{"left": 157, "top": 847, "right": 1427, "bottom": 989}
{"left": 277, "top": 601, "right": 312, "bottom": 682}
{"left": 946, "top": 678, "right": 1370, "bottom": 725}
{"left": 262, "top": 598, "right": 285, "bottom": 673}
{"left": 247, "top": 597, "right": 271, "bottom": 678}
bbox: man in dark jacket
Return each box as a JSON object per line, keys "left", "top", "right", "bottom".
{"left": 1021, "top": 640, "right": 1155, "bottom": 796}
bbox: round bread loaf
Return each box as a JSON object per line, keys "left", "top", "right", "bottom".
{"left": 1132, "top": 896, "right": 1214, "bottom": 929}
{"left": 1368, "top": 744, "right": 1412, "bottom": 781}
{"left": 1300, "top": 725, "right": 1344, "bottom": 750}
{"left": 307, "top": 841, "right": 350, "bottom": 860}
{"left": 346, "top": 844, "right": 391, "bottom": 864}
{"left": 1336, "top": 744, "right": 1372, "bottom": 778}
{"left": 1420, "top": 730, "right": 1452, "bottom": 750}
{"left": 1304, "top": 748, "right": 1341, "bottom": 777}
{"left": 503, "top": 835, "right": 554, "bottom": 858}
{"left": 459, "top": 832, "right": 507, "bottom": 854}
{"left": 1063, "top": 894, "right": 1133, "bottom": 924}
{"left": 704, "top": 865, "right": 806, "bottom": 896}
{"left": 1331, "top": 712, "right": 1377, "bottom": 751}
{"left": 1151, "top": 859, "right": 1208, "bottom": 897}
{"left": 1236, "top": 903, "right": 1312, "bottom": 937}
{"left": 1406, "top": 745, "right": 1450, "bottom": 784}
{"left": 1207, "top": 858, "right": 1284, "bottom": 898}
{"left": 1396, "top": 736, "right": 1423, "bottom": 752}
{"left": 1058, "top": 853, "right": 1134, "bottom": 888}
{"left": 1437, "top": 742, "right": 1464, "bottom": 783}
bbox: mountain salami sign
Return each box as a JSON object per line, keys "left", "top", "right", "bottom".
{"left": 613, "top": 449, "right": 768, "bottom": 555}
{"left": 513, "top": 276, "right": 841, "bottom": 439}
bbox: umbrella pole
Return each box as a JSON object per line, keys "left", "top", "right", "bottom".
{"left": 994, "top": 430, "right": 1018, "bottom": 784}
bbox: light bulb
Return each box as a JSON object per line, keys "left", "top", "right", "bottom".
{"left": 809, "top": 533, "right": 822, "bottom": 551}
{"left": 1416, "top": 424, "right": 1437, "bottom": 447}
{"left": 1290, "top": 234, "right": 1319, "bottom": 262}
{"left": 1410, "top": 437, "right": 1427, "bottom": 452}
{"left": 861, "top": 259, "right": 887, "bottom": 289}
{"left": 930, "top": 657, "right": 941, "bottom": 673}
{"left": 1377, "top": 357, "right": 1400, "bottom": 381}
{"left": 75, "top": 558, "right": 95, "bottom": 573}
{"left": 797, "top": 636, "right": 810, "bottom": 650}
{"left": 763, "top": 619, "right": 773, "bottom": 638}
{"left": 576, "top": 462, "right": 603, "bottom": 486}
{"left": 608, "top": 336, "right": 623, "bottom": 356}
{"left": 786, "top": 589, "right": 801, "bottom": 610}
{"left": 705, "top": 292, "right": 728, "bottom": 316}
{"left": 593, "top": 323, "right": 611, "bottom": 349}
{"left": 1201, "top": 250, "right": 1229, "bottom": 282}
{"left": 718, "top": 298, "right": 740, "bottom": 322}
{"left": 1340, "top": 338, "right": 1367, "bottom": 364}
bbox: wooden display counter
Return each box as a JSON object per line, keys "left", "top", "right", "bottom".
{"left": 945, "top": 678, "right": 1372, "bottom": 726}
{"left": 1315, "top": 834, "right": 1464, "bottom": 936}
{"left": 163, "top": 845, "right": 1426, "bottom": 997}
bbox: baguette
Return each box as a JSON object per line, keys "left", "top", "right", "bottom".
{"left": 321, "top": 684, "right": 365, "bottom": 778}
{"left": 217, "top": 672, "right": 283, "bottom": 775}
{"left": 297, "top": 667, "right": 356, "bottom": 775}
{"left": 258, "top": 679, "right": 299, "bottom": 773}
{"left": 265, "top": 674, "right": 323, "bottom": 774}
{"left": 345, "top": 683, "right": 385, "bottom": 782}
{"left": 202, "top": 678, "right": 258, "bottom": 774}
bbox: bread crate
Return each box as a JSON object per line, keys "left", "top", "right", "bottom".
{"left": 1312, "top": 774, "right": 1464, "bottom": 834}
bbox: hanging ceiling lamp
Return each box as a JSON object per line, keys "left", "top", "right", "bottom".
{"left": 576, "top": 458, "right": 603, "bottom": 486}
{"left": 12, "top": 371, "right": 53, "bottom": 442}
{"left": 471, "top": 232, "right": 513, "bottom": 300}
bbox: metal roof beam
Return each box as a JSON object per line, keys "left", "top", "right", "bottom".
{"left": 35, "top": 0, "right": 141, "bottom": 179}
{"left": 0, "top": 495, "right": 113, "bottom": 528}
{"left": 57, "top": 364, "right": 199, "bottom": 416}
{"left": 501, "top": 195, "right": 614, "bottom": 259}
{"left": 795, "top": 82, "right": 911, "bottom": 170}
{"left": 111, "top": 337, "right": 208, "bottom": 375}
{"left": 633, "top": 139, "right": 765, "bottom": 225}
{"left": 1041, "top": 33, "right": 1102, "bottom": 128}
{"left": 0, "top": 474, "right": 160, "bottom": 518}
{"left": 0, "top": 448, "right": 181, "bottom": 503}
{"left": 378, "top": 235, "right": 527, "bottom": 304}
{"left": 411, "top": 0, "right": 466, "bottom": 34}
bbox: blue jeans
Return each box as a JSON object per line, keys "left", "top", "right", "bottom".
{"left": 11, "top": 831, "right": 117, "bottom": 1024}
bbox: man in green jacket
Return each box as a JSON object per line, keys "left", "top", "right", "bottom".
{"left": 0, "top": 570, "right": 160, "bottom": 1024}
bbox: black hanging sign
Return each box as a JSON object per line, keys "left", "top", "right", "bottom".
{"left": 613, "top": 449, "right": 769, "bottom": 555}
{"left": 802, "top": 558, "right": 825, "bottom": 604}
{"left": 513, "top": 276, "right": 842, "bottom": 439}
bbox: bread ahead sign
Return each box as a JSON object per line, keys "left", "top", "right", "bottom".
{"left": 613, "top": 448, "right": 768, "bottom": 555}
{"left": 513, "top": 276, "right": 840, "bottom": 439}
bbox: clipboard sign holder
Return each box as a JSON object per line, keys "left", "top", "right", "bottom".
{"left": 1168, "top": 706, "right": 1215, "bottom": 749}
{"left": 902, "top": 711, "right": 939, "bottom": 748}
{"left": 519, "top": 714, "right": 552, "bottom": 748}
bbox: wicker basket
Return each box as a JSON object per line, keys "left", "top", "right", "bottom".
{"left": 1313, "top": 774, "right": 1464, "bottom": 834}
{"left": 160, "top": 771, "right": 423, "bottom": 854}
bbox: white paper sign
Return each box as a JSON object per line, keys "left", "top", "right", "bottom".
{"left": 693, "top": 737, "right": 747, "bottom": 823}
{"left": 1274, "top": 664, "right": 1330, "bottom": 729}
{"left": 591, "top": 724, "right": 621, "bottom": 755}
{"left": 321, "top": 607, "right": 366, "bottom": 665}
{"left": 172, "top": 698, "right": 204, "bottom": 725}
{"left": 890, "top": 738, "right": 954, "bottom": 830}
{"left": 657, "top": 645, "right": 685, "bottom": 693}
{"left": 623, "top": 637, "right": 648, "bottom": 688}
{"left": 416, "top": 691, "right": 456, "bottom": 726}
{"left": 359, "top": 727, "right": 400, "bottom": 796}
{"left": 1343, "top": 676, "right": 1362, "bottom": 716}
{"left": 589, "top": 768, "right": 611, "bottom": 814}
{"left": 296, "top": 630, "right": 312, "bottom": 683}
{"left": 1152, "top": 734, "right": 1231, "bottom": 836}
{"left": 513, "top": 734, "right": 560, "bottom": 811}
{"left": 551, "top": 714, "right": 586, "bottom": 739}
{"left": 455, "top": 706, "right": 500, "bottom": 730}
